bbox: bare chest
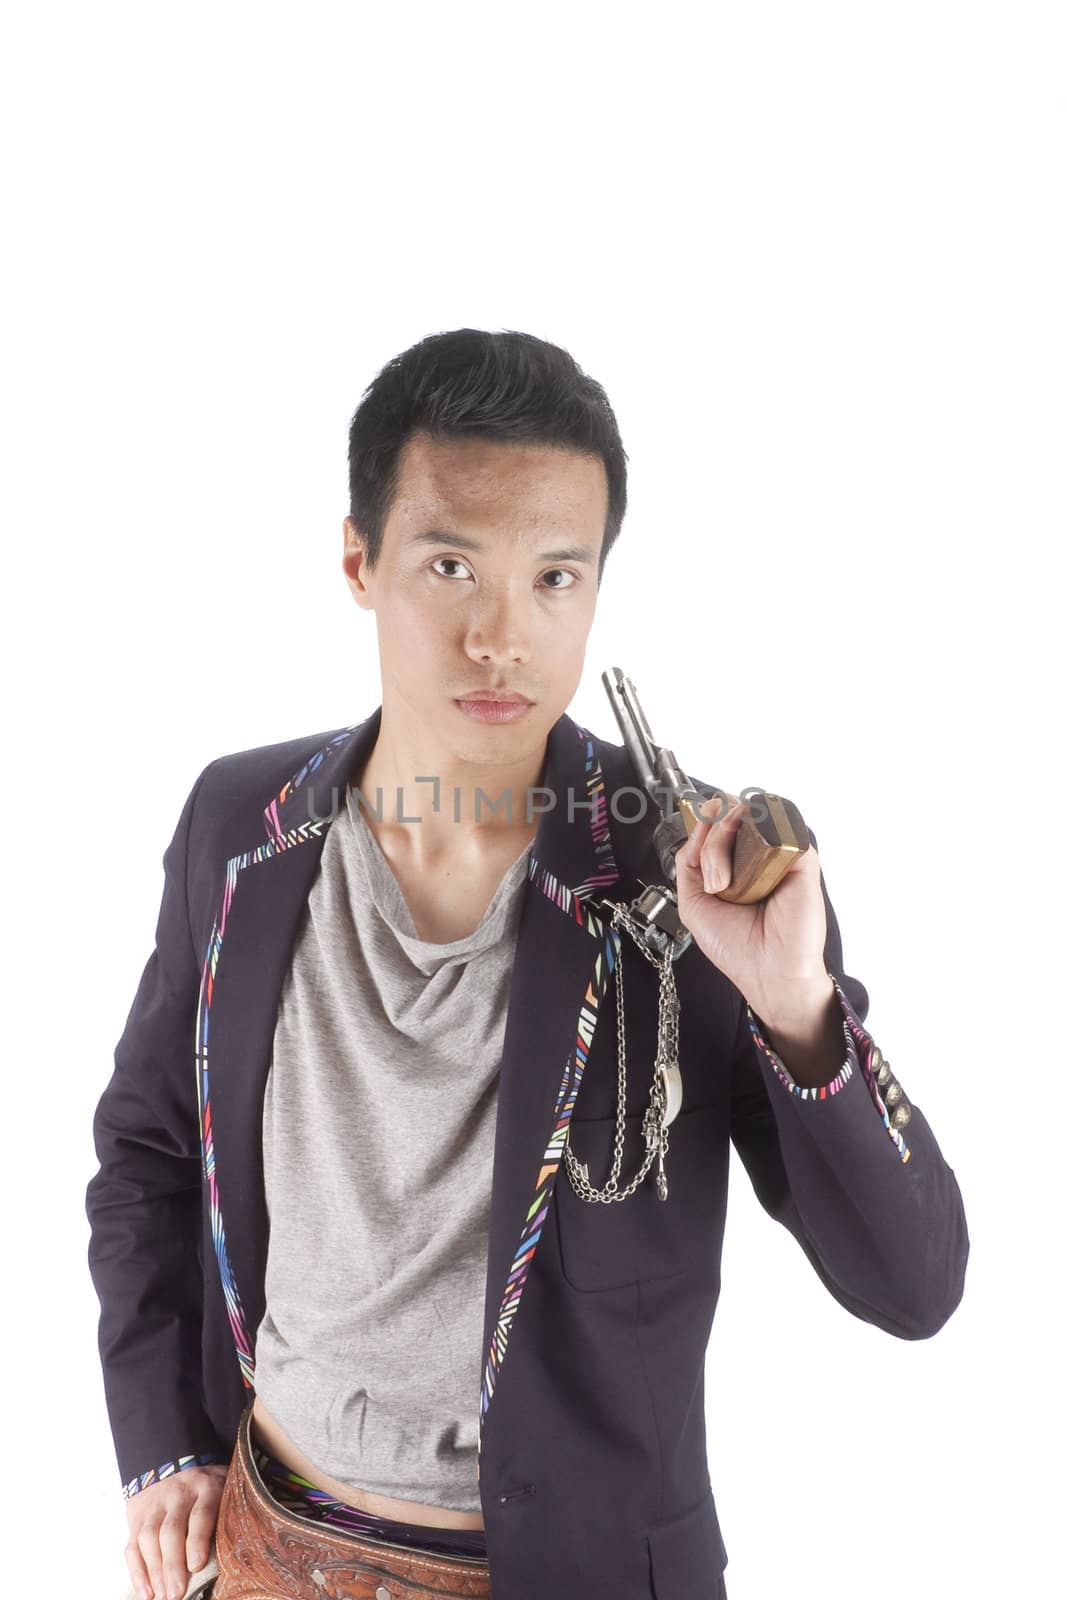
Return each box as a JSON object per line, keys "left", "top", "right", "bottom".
{"left": 388, "top": 841, "right": 534, "bottom": 944}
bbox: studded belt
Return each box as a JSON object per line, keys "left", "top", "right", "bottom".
{"left": 210, "top": 1398, "right": 492, "bottom": 1600}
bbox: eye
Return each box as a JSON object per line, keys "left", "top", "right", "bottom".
{"left": 540, "top": 568, "right": 578, "bottom": 591}
{"left": 429, "top": 557, "right": 579, "bottom": 591}
{"left": 429, "top": 556, "right": 474, "bottom": 580}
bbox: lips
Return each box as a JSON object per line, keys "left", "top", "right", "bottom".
{"left": 456, "top": 691, "right": 533, "bottom": 704}
{"left": 454, "top": 693, "right": 534, "bottom": 724}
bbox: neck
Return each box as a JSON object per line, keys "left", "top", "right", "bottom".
{"left": 352, "top": 702, "right": 550, "bottom": 860}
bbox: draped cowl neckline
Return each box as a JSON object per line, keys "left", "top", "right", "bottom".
{"left": 342, "top": 779, "right": 535, "bottom": 978}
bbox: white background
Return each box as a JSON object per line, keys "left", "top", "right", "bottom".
{"left": 3, "top": 3, "right": 1062, "bottom": 1596}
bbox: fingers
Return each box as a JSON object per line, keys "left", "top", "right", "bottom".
{"left": 185, "top": 1492, "right": 220, "bottom": 1575}
{"left": 132, "top": 1506, "right": 187, "bottom": 1600}
{"left": 124, "top": 1535, "right": 153, "bottom": 1600}
{"left": 132, "top": 1512, "right": 168, "bottom": 1600}
{"left": 159, "top": 1506, "right": 194, "bottom": 1600}
{"left": 126, "top": 1471, "right": 226, "bottom": 1600}
{"left": 681, "top": 794, "right": 747, "bottom": 893}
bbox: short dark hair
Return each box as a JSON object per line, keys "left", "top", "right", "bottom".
{"left": 347, "top": 328, "right": 628, "bottom": 584}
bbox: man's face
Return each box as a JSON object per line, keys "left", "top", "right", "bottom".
{"left": 343, "top": 429, "right": 607, "bottom": 772}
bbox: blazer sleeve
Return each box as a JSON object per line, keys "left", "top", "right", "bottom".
{"left": 85, "top": 761, "right": 226, "bottom": 1497}
{"left": 727, "top": 830, "right": 970, "bottom": 1340}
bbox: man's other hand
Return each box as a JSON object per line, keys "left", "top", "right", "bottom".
{"left": 124, "top": 1464, "right": 229, "bottom": 1600}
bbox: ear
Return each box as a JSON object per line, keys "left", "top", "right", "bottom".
{"left": 342, "top": 516, "right": 374, "bottom": 609}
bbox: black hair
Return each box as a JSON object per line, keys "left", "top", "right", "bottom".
{"left": 347, "top": 328, "right": 627, "bottom": 584}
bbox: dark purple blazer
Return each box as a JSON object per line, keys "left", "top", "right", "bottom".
{"left": 85, "top": 705, "right": 969, "bottom": 1600}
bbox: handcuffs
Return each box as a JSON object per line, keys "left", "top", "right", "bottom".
{"left": 562, "top": 667, "right": 810, "bottom": 1205}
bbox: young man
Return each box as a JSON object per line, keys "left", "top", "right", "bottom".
{"left": 86, "top": 328, "right": 969, "bottom": 1600}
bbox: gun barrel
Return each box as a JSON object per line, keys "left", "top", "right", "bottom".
{"left": 601, "top": 667, "right": 659, "bottom": 794}
{"left": 602, "top": 668, "right": 699, "bottom": 813}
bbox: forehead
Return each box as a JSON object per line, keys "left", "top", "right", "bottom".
{"left": 390, "top": 430, "right": 608, "bottom": 529}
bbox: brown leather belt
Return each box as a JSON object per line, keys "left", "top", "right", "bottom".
{"left": 212, "top": 1398, "right": 493, "bottom": 1599}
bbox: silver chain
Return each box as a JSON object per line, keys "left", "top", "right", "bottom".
{"left": 562, "top": 897, "right": 681, "bottom": 1204}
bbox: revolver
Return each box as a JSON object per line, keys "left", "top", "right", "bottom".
{"left": 599, "top": 666, "right": 811, "bottom": 964}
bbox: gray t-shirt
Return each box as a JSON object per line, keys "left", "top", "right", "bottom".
{"left": 252, "top": 779, "right": 533, "bottom": 1510}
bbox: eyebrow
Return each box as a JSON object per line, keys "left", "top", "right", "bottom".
{"left": 406, "top": 529, "right": 597, "bottom": 564}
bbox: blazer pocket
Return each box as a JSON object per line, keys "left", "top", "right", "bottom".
{"left": 554, "top": 1100, "right": 728, "bottom": 1292}
{"left": 646, "top": 1482, "right": 729, "bottom": 1596}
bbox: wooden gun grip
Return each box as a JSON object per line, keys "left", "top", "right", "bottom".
{"left": 679, "top": 790, "right": 810, "bottom": 905}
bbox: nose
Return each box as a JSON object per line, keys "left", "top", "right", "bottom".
{"left": 463, "top": 588, "right": 532, "bottom": 668}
